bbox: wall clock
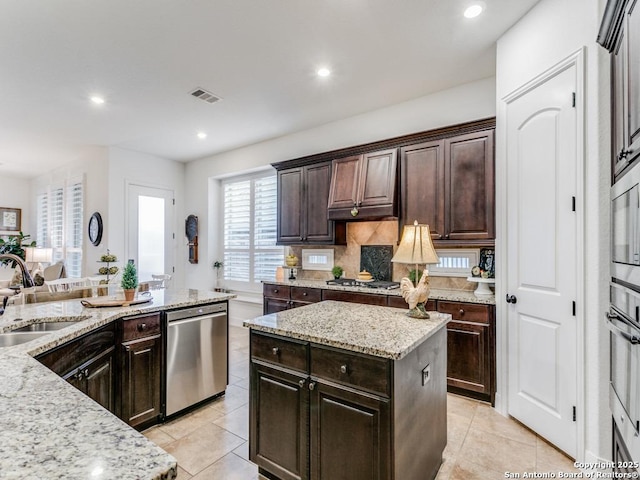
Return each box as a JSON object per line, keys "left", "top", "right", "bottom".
{"left": 88, "top": 212, "right": 103, "bottom": 246}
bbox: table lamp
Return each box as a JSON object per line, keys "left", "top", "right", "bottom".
{"left": 391, "top": 221, "right": 439, "bottom": 318}
{"left": 24, "top": 247, "right": 53, "bottom": 272}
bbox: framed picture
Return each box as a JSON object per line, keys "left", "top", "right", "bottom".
{"left": 0, "top": 208, "right": 21, "bottom": 232}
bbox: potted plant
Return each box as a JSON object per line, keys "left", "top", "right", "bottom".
{"left": 121, "top": 262, "right": 138, "bottom": 302}
{"left": 212, "top": 260, "right": 223, "bottom": 290}
{"left": 331, "top": 265, "right": 344, "bottom": 280}
{"left": 0, "top": 232, "right": 36, "bottom": 265}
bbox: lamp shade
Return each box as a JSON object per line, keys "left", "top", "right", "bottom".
{"left": 24, "top": 247, "right": 53, "bottom": 264}
{"left": 391, "top": 222, "right": 439, "bottom": 265}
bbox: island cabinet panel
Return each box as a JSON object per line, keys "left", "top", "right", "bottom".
{"left": 277, "top": 162, "right": 346, "bottom": 245}
{"left": 249, "top": 327, "right": 447, "bottom": 480}
{"left": 36, "top": 322, "right": 117, "bottom": 414}
{"left": 251, "top": 362, "right": 309, "bottom": 480}
{"left": 118, "top": 312, "right": 162, "bottom": 429}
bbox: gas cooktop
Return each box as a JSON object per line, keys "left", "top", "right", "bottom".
{"left": 326, "top": 278, "right": 400, "bottom": 290}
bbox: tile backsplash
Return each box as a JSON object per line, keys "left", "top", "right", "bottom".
{"left": 287, "top": 221, "right": 475, "bottom": 291}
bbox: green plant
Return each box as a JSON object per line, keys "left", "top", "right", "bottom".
{"left": 121, "top": 262, "right": 138, "bottom": 290}
{"left": 212, "top": 260, "right": 223, "bottom": 270}
{"left": 0, "top": 232, "right": 36, "bottom": 264}
{"left": 331, "top": 265, "right": 344, "bottom": 279}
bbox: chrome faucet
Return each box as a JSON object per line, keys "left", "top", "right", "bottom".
{"left": 0, "top": 254, "right": 35, "bottom": 288}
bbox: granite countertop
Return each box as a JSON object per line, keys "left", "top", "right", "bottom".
{"left": 263, "top": 279, "right": 496, "bottom": 305}
{"left": 0, "top": 289, "right": 235, "bottom": 480}
{"left": 244, "top": 300, "right": 450, "bottom": 360}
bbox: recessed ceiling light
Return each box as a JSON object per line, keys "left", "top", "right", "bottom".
{"left": 197, "top": 132, "right": 207, "bottom": 139}
{"left": 90, "top": 96, "right": 105, "bottom": 105}
{"left": 317, "top": 68, "right": 331, "bottom": 77}
{"left": 464, "top": 4, "right": 484, "bottom": 18}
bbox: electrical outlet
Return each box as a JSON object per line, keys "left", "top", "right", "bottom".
{"left": 422, "top": 364, "right": 431, "bottom": 386}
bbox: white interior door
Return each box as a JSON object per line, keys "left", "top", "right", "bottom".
{"left": 505, "top": 62, "right": 579, "bottom": 457}
{"left": 127, "top": 184, "right": 175, "bottom": 283}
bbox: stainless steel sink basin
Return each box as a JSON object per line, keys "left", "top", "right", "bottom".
{"left": 13, "top": 321, "right": 78, "bottom": 332}
{"left": 0, "top": 331, "right": 49, "bottom": 347}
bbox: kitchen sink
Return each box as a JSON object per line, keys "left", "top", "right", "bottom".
{"left": 13, "top": 321, "right": 79, "bottom": 332}
{"left": 0, "top": 331, "right": 49, "bottom": 347}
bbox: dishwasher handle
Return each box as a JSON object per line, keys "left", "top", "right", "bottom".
{"left": 167, "top": 311, "right": 227, "bottom": 328}
{"left": 165, "top": 303, "right": 227, "bottom": 322}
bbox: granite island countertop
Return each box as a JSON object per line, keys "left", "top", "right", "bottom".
{"left": 244, "top": 300, "right": 450, "bottom": 360}
{"left": 262, "top": 279, "right": 496, "bottom": 305}
{"left": 0, "top": 288, "right": 235, "bottom": 480}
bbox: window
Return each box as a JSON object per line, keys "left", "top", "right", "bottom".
{"left": 222, "top": 171, "right": 283, "bottom": 288}
{"left": 429, "top": 249, "right": 479, "bottom": 277}
{"left": 36, "top": 177, "right": 84, "bottom": 277}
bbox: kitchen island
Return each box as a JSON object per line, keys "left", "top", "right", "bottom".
{"left": 244, "top": 300, "right": 450, "bottom": 480}
{"left": 0, "top": 289, "right": 235, "bottom": 480}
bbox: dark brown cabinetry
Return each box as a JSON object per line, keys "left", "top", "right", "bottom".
{"left": 400, "top": 129, "right": 495, "bottom": 245}
{"left": 36, "top": 323, "right": 116, "bottom": 413}
{"left": 328, "top": 149, "right": 398, "bottom": 220}
{"left": 599, "top": 0, "right": 640, "bottom": 180}
{"left": 262, "top": 283, "right": 495, "bottom": 404}
{"left": 249, "top": 329, "right": 446, "bottom": 480}
{"left": 276, "top": 162, "right": 346, "bottom": 245}
{"left": 118, "top": 312, "right": 162, "bottom": 429}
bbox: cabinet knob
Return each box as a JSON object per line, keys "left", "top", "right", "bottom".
{"left": 445, "top": 234, "right": 450, "bottom": 239}
{"left": 299, "top": 379, "right": 306, "bottom": 388}
{"left": 459, "top": 309, "right": 465, "bottom": 316}
{"left": 272, "top": 347, "right": 280, "bottom": 355}
{"left": 340, "top": 365, "right": 348, "bottom": 374}
{"left": 273, "top": 289, "right": 278, "bottom": 293}
{"left": 137, "top": 323, "right": 147, "bottom": 331}
{"left": 84, "top": 368, "right": 89, "bottom": 377}
{"left": 302, "top": 292, "right": 307, "bottom": 296}
{"left": 299, "top": 237, "right": 303, "bottom": 241}
{"left": 308, "top": 382, "right": 316, "bottom": 391}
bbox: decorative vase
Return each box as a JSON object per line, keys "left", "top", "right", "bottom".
{"left": 285, "top": 255, "right": 298, "bottom": 267}
{"left": 123, "top": 289, "right": 135, "bottom": 302}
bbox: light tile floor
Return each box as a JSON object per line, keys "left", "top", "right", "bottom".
{"left": 143, "top": 326, "right": 580, "bottom": 480}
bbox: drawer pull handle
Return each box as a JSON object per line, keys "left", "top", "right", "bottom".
{"left": 308, "top": 382, "right": 316, "bottom": 391}
{"left": 137, "top": 323, "right": 147, "bottom": 331}
{"left": 340, "top": 365, "right": 347, "bottom": 374}
{"left": 459, "top": 309, "right": 464, "bottom": 316}
{"left": 272, "top": 347, "right": 280, "bottom": 355}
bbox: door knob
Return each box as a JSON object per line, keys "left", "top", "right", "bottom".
{"left": 506, "top": 294, "right": 517, "bottom": 304}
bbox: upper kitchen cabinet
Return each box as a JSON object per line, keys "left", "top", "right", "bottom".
{"left": 599, "top": 0, "right": 640, "bottom": 181}
{"left": 400, "top": 128, "right": 495, "bottom": 246}
{"left": 327, "top": 149, "right": 398, "bottom": 221}
{"left": 275, "top": 161, "right": 346, "bottom": 245}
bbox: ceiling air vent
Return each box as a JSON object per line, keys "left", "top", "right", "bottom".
{"left": 190, "top": 87, "right": 221, "bottom": 104}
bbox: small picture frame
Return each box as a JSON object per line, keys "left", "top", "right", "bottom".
{"left": 0, "top": 208, "right": 21, "bottom": 232}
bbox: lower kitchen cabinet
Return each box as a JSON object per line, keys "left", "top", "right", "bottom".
{"left": 118, "top": 312, "right": 162, "bottom": 429}
{"left": 36, "top": 323, "right": 117, "bottom": 413}
{"left": 263, "top": 284, "right": 323, "bottom": 314}
{"left": 250, "top": 330, "right": 446, "bottom": 480}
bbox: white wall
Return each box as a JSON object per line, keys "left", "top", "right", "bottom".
{"left": 496, "top": 0, "right": 609, "bottom": 462}
{"left": 107, "top": 147, "right": 185, "bottom": 287}
{"left": 30, "top": 146, "right": 110, "bottom": 276}
{"left": 184, "top": 77, "right": 497, "bottom": 293}
{"left": 0, "top": 176, "right": 31, "bottom": 237}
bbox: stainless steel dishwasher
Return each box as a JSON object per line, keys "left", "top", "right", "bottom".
{"left": 165, "top": 302, "right": 228, "bottom": 416}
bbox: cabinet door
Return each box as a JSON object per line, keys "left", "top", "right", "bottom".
{"left": 264, "top": 297, "right": 291, "bottom": 314}
{"left": 400, "top": 141, "right": 445, "bottom": 239}
{"left": 358, "top": 149, "right": 397, "bottom": 208}
{"left": 310, "top": 381, "right": 390, "bottom": 480}
{"left": 250, "top": 363, "right": 309, "bottom": 480}
{"left": 446, "top": 320, "right": 491, "bottom": 395}
{"left": 278, "top": 168, "right": 304, "bottom": 244}
{"left": 121, "top": 335, "right": 162, "bottom": 428}
{"left": 84, "top": 347, "right": 116, "bottom": 413}
{"left": 327, "top": 156, "right": 361, "bottom": 209}
{"left": 304, "top": 162, "right": 334, "bottom": 243}
{"left": 627, "top": 0, "right": 640, "bottom": 163}
{"left": 445, "top": 130, "right": 495, "bottom": 241}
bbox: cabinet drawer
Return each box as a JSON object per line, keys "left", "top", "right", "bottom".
{"left": 438, "top": 301, "right": 491, "bottom": 323}
{"left": 311, "top": 345, "right": 390, "bottom": 396}
{"left": 121, "top": 313, "right": 161, "bottom": 342}
{"left": 291, "top": 287, "right": 321, "bottom": 303}
{"left": 263, "top": 284, "right": 290, "bottom": 300}
{"left": 387, "top": 296, "right": 436, "bottom": 311}
{"left": 252, "top": 332, "right": 308, "bottom": 372}
{"left": 322, "top": 289, "right": 387, "bottom": 306}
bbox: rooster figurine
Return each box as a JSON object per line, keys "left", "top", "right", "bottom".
{"left": 400, "top": 269, "right": 431, "bottom": 318}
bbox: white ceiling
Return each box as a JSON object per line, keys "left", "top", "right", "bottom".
{"left": 0, "top": 0, "right": 540, "bottom": 179}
